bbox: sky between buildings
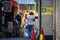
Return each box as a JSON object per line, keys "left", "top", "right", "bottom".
{"left": 15, "top": 0, "right": 36, "bottom": 4}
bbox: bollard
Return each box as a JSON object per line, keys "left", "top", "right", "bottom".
{"left": 39, "top": 27, "right": 44, "bottom": 40}
{"left": 31, "top": 27, "right": 36, "bottom": 40}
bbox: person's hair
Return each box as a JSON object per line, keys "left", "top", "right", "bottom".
{"left": 29, "top": 12, "right": 34, "bottom": 15}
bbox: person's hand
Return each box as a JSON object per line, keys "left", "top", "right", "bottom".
{"left": 20, "top": 25, "right": 22, "bottom": 28}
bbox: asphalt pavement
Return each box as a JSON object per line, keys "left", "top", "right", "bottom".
{"left": 0, "top": 37, "right": 30, "bottom": 40}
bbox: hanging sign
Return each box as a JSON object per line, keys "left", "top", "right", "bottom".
{"left": 3, "top": 1, "right": 12, "bottom": 12}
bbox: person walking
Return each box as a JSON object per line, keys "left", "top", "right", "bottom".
{"left": 14, "top": 12, "right": 22, "bottom": 37}
{"left": 26, "top": 12, "right": 35, "bottom": 38}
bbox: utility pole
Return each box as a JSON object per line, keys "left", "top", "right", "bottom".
{"left": 38, "top": 0, "right": 41, "bottom": 39}
{"left": 38, "top": 0, "right": 41, "bottom": 29}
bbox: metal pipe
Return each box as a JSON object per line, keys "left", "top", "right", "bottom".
{"left": 38, "top": 0, "right": 41, "bottom": 30}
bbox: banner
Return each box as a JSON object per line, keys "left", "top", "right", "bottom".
{"left": 41, "top": 7, "right": 53, "bottom": 16}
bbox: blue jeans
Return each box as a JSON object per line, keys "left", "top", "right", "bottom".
{"left": 27, "top": 25, "right": 34, "bottom": 38}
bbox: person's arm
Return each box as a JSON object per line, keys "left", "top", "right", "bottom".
{"left": 33, "top": 16, "right": 35, "bottom": 21}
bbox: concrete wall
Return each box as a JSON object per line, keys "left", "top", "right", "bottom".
{"left": 42, "top": 16, "right": 53, "bottom": 35}
{"left": 42, "top": 0, "right": 53, "bottom": 7}
{"left": 14, "top": 8, "right": 18, "bottom": 20}
{"left": 42, "top": 0, "right": 53, "bottom": 35}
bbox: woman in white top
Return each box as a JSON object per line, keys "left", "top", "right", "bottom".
{"left": 26, "top": 12, "right": 35, "bottom": 38}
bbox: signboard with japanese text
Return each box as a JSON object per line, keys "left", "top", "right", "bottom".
{"left": 41, "top": 7, "right": 53, "bottom": 16}
{"left": 3, "top": 1, "right": 12, "bottom": 12}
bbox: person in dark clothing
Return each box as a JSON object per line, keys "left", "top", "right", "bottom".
{"left": 13, "top": 13, "right": 22, "bottom": 37}
{"left": 15, "top": 13, "right": 22, "bottom": 26}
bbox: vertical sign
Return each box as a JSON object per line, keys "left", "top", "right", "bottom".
{"left": 3, "top": 1, "right": 12, "bottom": 12}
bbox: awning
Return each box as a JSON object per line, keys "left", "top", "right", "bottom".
{"left": 10, "top": 0, "right": 19, "bottom": 8}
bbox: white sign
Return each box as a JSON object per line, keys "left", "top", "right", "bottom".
{"left": 7, "top": 22, "right": 13, "bottom": 33}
